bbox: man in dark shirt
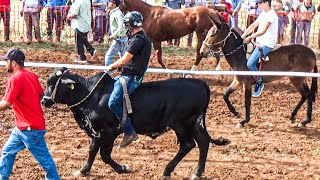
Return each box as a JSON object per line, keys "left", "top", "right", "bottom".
{"left": 106, "top": 11, "right": 152, "bottom": 148}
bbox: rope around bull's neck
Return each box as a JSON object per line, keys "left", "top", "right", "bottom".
{"left": 69, "top": 72, "right": 108, "bottom": 108}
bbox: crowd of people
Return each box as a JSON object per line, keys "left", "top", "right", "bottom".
{"left": 0, "top": 0, "right": 319, "bottom": 48}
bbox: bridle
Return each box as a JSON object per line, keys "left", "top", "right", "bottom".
{"left": 43, "top": 71, "right": 108, "bottom": 108}
{"left": 202, "top": 27, "right": 243, "bottom": 56}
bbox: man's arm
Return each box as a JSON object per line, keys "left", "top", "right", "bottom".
{"left": 0, "top": 100, "right": 12, "bottom": 111}
{"left": 106, "top": 52, "right": 134, "bottom": 71}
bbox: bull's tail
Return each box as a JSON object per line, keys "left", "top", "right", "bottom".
{"left": 201, "top": 81, "right": 230, "bottom": 146}
{"left": 311, "top": 65, "right": 318, "bottom": 102}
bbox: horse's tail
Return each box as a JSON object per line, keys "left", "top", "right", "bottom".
{"left": 201, "top": 81, "right": 230, "bottom": 146}
{"left": 311, "top": 64, "right": 318, "bottom": 102}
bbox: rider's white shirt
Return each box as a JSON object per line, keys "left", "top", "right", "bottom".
{"left": 256, "top": 9, "right": 278, "bottom": 48}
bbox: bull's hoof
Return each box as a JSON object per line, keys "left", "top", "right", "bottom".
{"left": 236, "top": 123, "right": 244, "bottom": 128}
{"left": 123, "top": 164, "right": 134, "bottom": 173}
{"left": 190, "top": 174, "right": 201, "bottom": 180}
{"left": 162, "top": 176, "right": 171, "bottom": 180}
{"left": 73, "top": 170, "right": 86, "bottom": 177}
{"left": 298, "top": 123, "right": 306, "bottom": 128}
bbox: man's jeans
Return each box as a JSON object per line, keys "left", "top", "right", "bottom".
{"left": 108, "top": 75, "right": 141, "bottom": 135}
{"left": 296, "top": 20, "right": 311, "bottom": 47}
{"left": 247, "top": 45, "right": 272, "bottom": 82}
{"left": 24, "top": 12, "right": 41, "bottom": 41}
{"left": 288, "top": 15, "right": 296, "bottom": 44}
{"left": 0, "top": 12, "right": 10, "bottom": 40}
{"left": 75, "top": 28, "right": 95, "bottom": 60}
{"left": 93, "top": 15, "right": 107, "bottom": 42}
{"left": 0, "top": 127, "right": 60, "bottom": 180}
{"left": 105, "top": 37, "right": 127, "bottom": 66}
{"left": 46, "top": 9, "right": 63, "bottom": 40}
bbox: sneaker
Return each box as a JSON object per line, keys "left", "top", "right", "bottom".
{"left": 90, "top": 49, "right": 97, "bottom": 60}
{"left": 252, "top": 82, "right": 264, "bottom": 97}
{"left": 74, "top": 59, "right": 87, "bottom": 64}
{"left": 119, "top": 133, "right": 139, "bottom": 148}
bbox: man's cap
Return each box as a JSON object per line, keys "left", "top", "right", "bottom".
{"left": 256, "top": 0, "right": 270, "bottom": 3}
{"left": 0, "top": 48, "right": 25, "bottom": 65}
{"left": 110, "top": 0, "right": 120, "bottom": 6}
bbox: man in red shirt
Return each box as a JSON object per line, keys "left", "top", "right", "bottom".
{"left": 0, "top": 48, "right": 60, "bottom": 180}
{"left": 0, "top": 0, "right": 10, "bottom": 41}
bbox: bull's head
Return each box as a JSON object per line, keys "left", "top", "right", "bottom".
{"left": 41, "top": 67, "right": 77, "bottom": 108}
{"left": 200, "top": 14, "right": 227, "bottom": 58}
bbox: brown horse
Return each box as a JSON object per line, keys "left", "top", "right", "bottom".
{"left": 200, "top": 15, "right": 318, "bottom": 128}
{"left": 120, "top": 0, "right": 224, "bottom": 71}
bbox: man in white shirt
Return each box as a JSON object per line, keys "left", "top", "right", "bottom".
{"left": 241, "top": 0, "right": 278, "bottom": 97}
{"left": 67, "top": 0, "right": 96, "bottom": 63}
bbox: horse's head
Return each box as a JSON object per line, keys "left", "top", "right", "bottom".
{"left": 200, "top": 14, "right": 232, "bottom": 58}
{"left": 41, "top": 67, "right": 80, "bottom": 108}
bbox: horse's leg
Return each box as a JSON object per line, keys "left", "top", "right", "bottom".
{"left": 289, "top": 78, "right": 309, "bottom": 125}
{"left": 237, "top": 83, "right": 252, "bottom": 128}
{"left": 74, "top": 138, "right": 100, "bottom": 177}
{"left": 191, "top": 123, "right": 210, "bottom": 179}
{"left": 153, "top": 41, "right": 167, "bottom": 69}
{"left": 223, "top": 77, "right": 242, "bottom": 118}
{"left": 163, "top": 132, "right": 195, "bottom": 179}
{"left": 214, "top": 53, "right": 222, "bottom": 71}
{"left": 100, "top": 144, "right": 133, "bottom": 174}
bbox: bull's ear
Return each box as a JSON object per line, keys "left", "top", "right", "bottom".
{"left": 61, "top": 79, "right": 76, "bottom": 84}
{"left": 209, "top": 14, "right": 222, "bottom": 30}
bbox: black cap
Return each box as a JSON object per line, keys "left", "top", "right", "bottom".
{"left": 110, "top": 0, "right": 120, "bottom": 6}
{"left": 0, "top": 48, "right": 25, "bottom": 66}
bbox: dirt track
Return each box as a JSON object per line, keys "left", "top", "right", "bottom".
{"left": 0, "top": 48, "right": 320, "bottom": 179}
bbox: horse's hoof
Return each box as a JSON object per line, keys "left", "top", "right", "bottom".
{"left": 298, "top": 123, "right": 306, "bottom": 128}
{"left": 162, "top": 175, "right": 171, "bottom": 180}
{"left": 236, "top": 123, "right": 244, "bottom": 128}
{"left": 73, "top": 170, "right": 86, "bottom": 177}
{"left": 190, "top": 174, "right": 201, "bottom": 180}
{"left": 290, "top": 117, "right": 296, "bottom": 123}
{"left": 123, "top": 164, "right": 134, "bottom": 173}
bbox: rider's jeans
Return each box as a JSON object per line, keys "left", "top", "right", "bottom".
{"left": 108, "top": 75, "right": 141, "bottom": 135}
{"left": 247, "top": 44, "right": 272, "bottom": 83}
{"left": 105, "top": 37, "right": 127, "bottom": 66}
{"left": 0, "top": 127, "right": 60, "bottom": 180}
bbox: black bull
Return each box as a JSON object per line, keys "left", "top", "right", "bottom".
{"left": 41, "top": 68, "right": 230, "bottom": 179}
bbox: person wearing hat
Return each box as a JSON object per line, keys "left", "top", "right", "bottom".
{"left": 0, "top": 48, "right": 60, "bottom": 180}
{"left": 67, "top": 0, "right": 96, "bottom": 63}
{"left": 241, "top": 0, "right": 278, "bottom": 97}
{"left": 106, "top": 11, "right": 152, "bottom": 148}
{"left": 104, "top": 0, "right": 127, "bottom": 66}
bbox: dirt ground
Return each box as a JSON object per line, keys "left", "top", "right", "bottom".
{"left": 1, "top": 48, "right": 320, "bottom": 180}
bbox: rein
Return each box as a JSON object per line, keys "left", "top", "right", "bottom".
{"left": 44, "top": 71, "right": 108, "bottom": 109}
{"left": 203, "top": 28, "right": 244, "bottom": 56}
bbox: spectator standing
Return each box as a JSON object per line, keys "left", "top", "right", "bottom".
{"left": 271, "top": 0, "right": 288, "bottom": 43}
{"left": 164, "top": 0, "right": 185, "bottom": 46}
{"left": 0, "top": 0, "right": 10, "bottom": 41}
{"left": 295, "top": 0, "right": 315, "bottom": 47}
{"left": 67, "top": 0, "right": 96, "bottom": 63}
{"left": 215, "top": 0, "right": 233, "bottom": 23}
{"left": 0, "top": 48, "right": 60, "bottom": 180}
{"left": 288, "top": 0, "right": 302, "bottom": 44}
{"left": 92, "top": 0, "right": 108, "bottom": 44}
{"left": 42, "top": 0, "right": 66, "bottom": 42}
{"left": 185, "top": 0, "right": 206, "bottom": 47}
{"left": 227, "top": 0, "right": 243, "bottom": 35}
{"left": 21, "top": 0, "right": 43, "bottom": 44}
{"left": 243, "top": 0, "right": 262, "bottom": 28}
{"left": 104, "top": 0, "right": 127, "bottom": 66}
